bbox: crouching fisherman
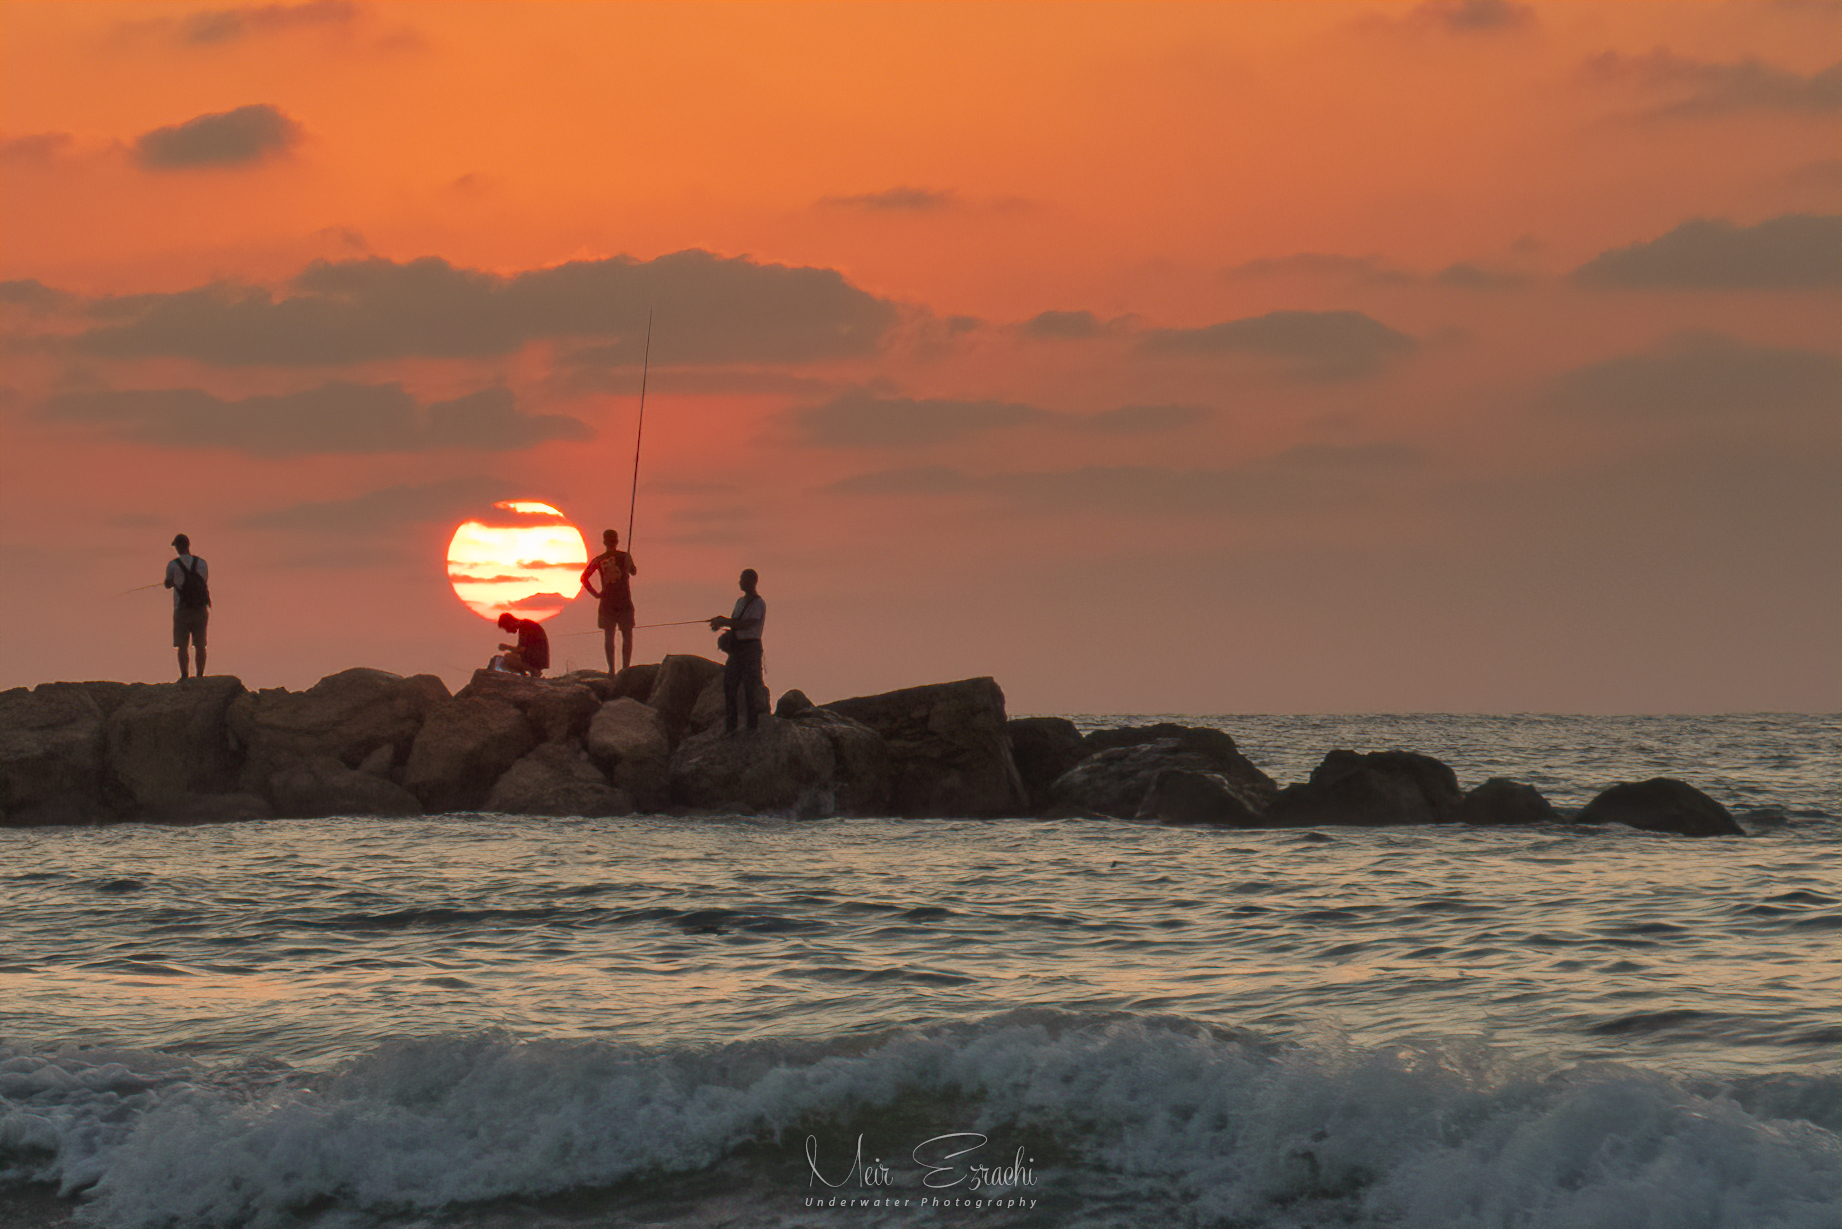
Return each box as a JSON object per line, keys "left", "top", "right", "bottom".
{"left": 709, "top": 568, "right": 766, "bottom": 732}
{"left": 493, "top": 612, "right": 550, "bottom": 677}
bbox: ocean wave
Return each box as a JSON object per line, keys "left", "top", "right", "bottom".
{"left": 3, "top": 1010, "right": 1837, "bottom": 1228}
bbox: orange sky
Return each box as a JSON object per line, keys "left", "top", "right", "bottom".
{"left": 2, "top": 0, "right": 1837, "bottom": 712}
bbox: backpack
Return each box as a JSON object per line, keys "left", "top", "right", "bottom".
{"left": 178, "top": 558, "right": 211, "bottom": 609}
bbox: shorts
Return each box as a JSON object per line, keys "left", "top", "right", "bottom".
{"left": 598, "top": 601, "right": 635, "bottom": 632}
{"left": 173, "top": 606, "right": 208, "bottom": 648}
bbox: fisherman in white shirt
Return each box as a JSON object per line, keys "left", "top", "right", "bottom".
{"left": 708, "top": 569, "right": 767, "bottom": 732}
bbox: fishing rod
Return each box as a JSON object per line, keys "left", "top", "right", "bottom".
{"left": 119, "top": 583, "right": 164, "bottom": 595}
{"left": 625, "top": 309, "right": 653, "bottom": 549}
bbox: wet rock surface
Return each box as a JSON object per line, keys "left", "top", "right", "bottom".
{"left": 1459, "top": 777, "right": 1558, "bottom": 827}
{"left": 1577, "top": 777, "right": 1745, "bottom": 837}
{"left": 1269, "top": 749, "right": 1463, "bottom": 828}
{"left": 824, "top": 677, "right": 1028, "bottom": 818}
{"left": 0, "top": 667, "right": 1754, "bottom": 835}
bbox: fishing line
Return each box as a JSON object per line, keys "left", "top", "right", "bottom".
{"left": 556, "top": 618, "right": 710, "bottom": 637}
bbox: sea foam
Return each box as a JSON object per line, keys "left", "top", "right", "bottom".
{"left": 4, "top": 1011, "right": 1837, "bottom": 1228}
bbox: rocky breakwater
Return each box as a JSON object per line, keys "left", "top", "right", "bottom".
{"left": 0, "top": 663, "right": 1025, "bottom": 825}
{"left": 0, "top": 670, "right": 1748, "bottom": 836}
{"left": 1013, "top": 719, "right": 1746, "bottom": 838}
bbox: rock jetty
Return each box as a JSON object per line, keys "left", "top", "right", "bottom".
{"left": 0, "top": 663, "right": 1747, "bottom": 837}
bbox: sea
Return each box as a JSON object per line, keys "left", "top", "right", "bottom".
{"left": 1, "top": 713, "right": 1836, "bottom": 1229}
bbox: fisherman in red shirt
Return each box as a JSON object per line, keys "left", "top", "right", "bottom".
{"left": 579, "top": 528, "right": 637, "bottom": 674}
{"left": 494, "top": 613, "right": 550, "bottom": 677}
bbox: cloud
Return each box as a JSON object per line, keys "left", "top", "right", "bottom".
{"left": 1540, "top": 332, "right": 1841, "bottom": 421}
{"left": 1572, "top": 214, "right": 1842, "bottom": 288}
{"left": 0, "top": 133, "right": 74, "bottom": 164}
{"left": 0, "top": 280, "right": 69, "bottom": 312}
{"left": 1785, "top": 158, "right": 1842, "bottom": 189}
{"left": 556, "top": 363, "right": 836, "bottom": 399}
{"left": 786, "top": 391, "right": 1047, "bottom": 446}
{"left": 1405, "top": 1, "right": 1536, "bottom": 33}
{"left": 501, "top": 591, "right": 572, "bottom": 612}
{"left": 1271, "top": 441, "right": 1425, "bottom": 469}
{"left": 1138, "top": 310, "right": 1417, "bottom": 380}
{"left": 133, "top": 104, "right": 302, "bottom": 169}
{"left": 1224, "top": 252, "right": 1411, "bottom": 283}
{"left": 1583, "top": 50, "right": 1841, "bottom": 119}
{"left": 236, "top": 476, "right": 515, "bottom": 532}
{"left": 818, "top": 186, "right": 957, "bottom": 212}
{"left": 1224, "top": 252, "right": 1524, "bottom": 289}
{"left": 44, "top": 382, "right": 592, "bottom": 455}
{"left": 1433, "top": 262, "right": 1529, "bottom": 289}
{"left": 115, "top": 2, "right": 360, "bottom": 46}
{"left": 173, "top": 1, "right": 359, "bottom": 44}
{"left": 825, "top": 466, "right": 973, "bottom": 496}
{"left": 448, "top": 572, "right": 531, "bottom": 585}
{"left": 1072, "top": 404, "right": 1211, "bottom": 434}
{"left": 1019, "top": 310, "right": 1108, "bottom": 340}
{"left": 75, "top": 250, "right": 901, "bottom": 366}
{"left": 824, "top": 443, "right": 1425, "bottom": 515}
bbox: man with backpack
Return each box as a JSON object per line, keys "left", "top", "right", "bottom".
{"left": 165, "top": 533, "right": 211, "bottom": 680}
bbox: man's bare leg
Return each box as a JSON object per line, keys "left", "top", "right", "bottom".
{"left": 620, "top": 626, "right": 634, "bottom": 671}
{"left": 196, "top": 647, "right": 206, "bottom": 677}
{"left": 603, "top": 627, "right": 617, "bottom": 674}
{"left": 177, "top": 646, "right": 189, "bottom": 680}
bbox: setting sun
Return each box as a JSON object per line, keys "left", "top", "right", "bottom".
{"left": 445, "top": 500, "right": 588, "bottom": 623}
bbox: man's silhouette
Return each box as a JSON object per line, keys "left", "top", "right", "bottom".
{"left": 580, "top": 529, "right": 637, "bottom": 673}
{"left": 709, "top": 569, "right": 766, "bottom": 732}
{"left": 164, "top": 534, "right": 210, "bottom": 680}
{"left": 495, "top": 613, "right": 550, "bottom": 677}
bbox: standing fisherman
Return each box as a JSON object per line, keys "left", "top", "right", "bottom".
{"left": 164, "top": 533, "right": 211, "bottom": 680}
{"left": 709, "top": 569, "right": 766, "bottom": 733}
{"left": 580, "top": 529, "right": 638, "bottom": 673}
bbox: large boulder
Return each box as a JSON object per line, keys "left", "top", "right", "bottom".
{"left": 688, "top": 676, "right": 729, "bottom": 735}
{"left": 1137, "top": 768, "right": 1268, "bottom": 827}
{"left": 1268, "top": 749, "right": 1463, "bottom": 828}
{"left": 583, "top": 698, "right": 672, "bottom": 811}
{"left": 486, "top": 743, "right": 633, "bottom": 817}
{"left": 401, "top": 697, "right": 536, "bottom": 812}
{"left": 647, "top": 655, "right": 725, "bottom": 741}
{"left": 1458, "top": 777, "right": 1557, "bottom": 827}
{"left": 668, "top": 718, "right": 837, "bottom": 815}
{"left": 103, "top": 676, "right": 246, "bottom": 818}
{"left": 1082, "top": 724, "right": 1277, "bottom": 800}
{"left": 0, "top": 683, "right": 110, "bottom": 825}
{"left": 823, "top": 678, "right": 1028, "bottom": 818}
{"left": 608, "top": 663, "right": 660, "bottom": 702}
{"left": 456, "top": 670, "right": 601, "bottom": 743}
{"left": 271, "top": 755, "right": 423, "bottom": 819}
{"left": 1007, "top": 717, "right": 1086, "bottom": 812}
{"left": 788, "top": 707, "right": 894, "bottom": 816}
{"left": 229, "top": 668, "right": 450, "bottom": 788}
{"left": 1577, "top": 778, "right": 1744, "bottom": 837}
{"left": 551, "top": 669, "right": 617, "bottom": 702}
{"left": 1047, "top": 734, "right": 1277, "bottom": 820}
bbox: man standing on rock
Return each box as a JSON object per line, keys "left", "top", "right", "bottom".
{"left": 579, "top": 528, "right": 637, "bottom": 675}
{"left": 164, "top": 533, "right": 210, "bottom": 681}
{"left": 709, "top": 568, "right": 766, "bottom": 733}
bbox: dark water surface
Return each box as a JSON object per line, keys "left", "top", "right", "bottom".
{"left": 0, "top": 713, "right": 1835, "bottom": 1228}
